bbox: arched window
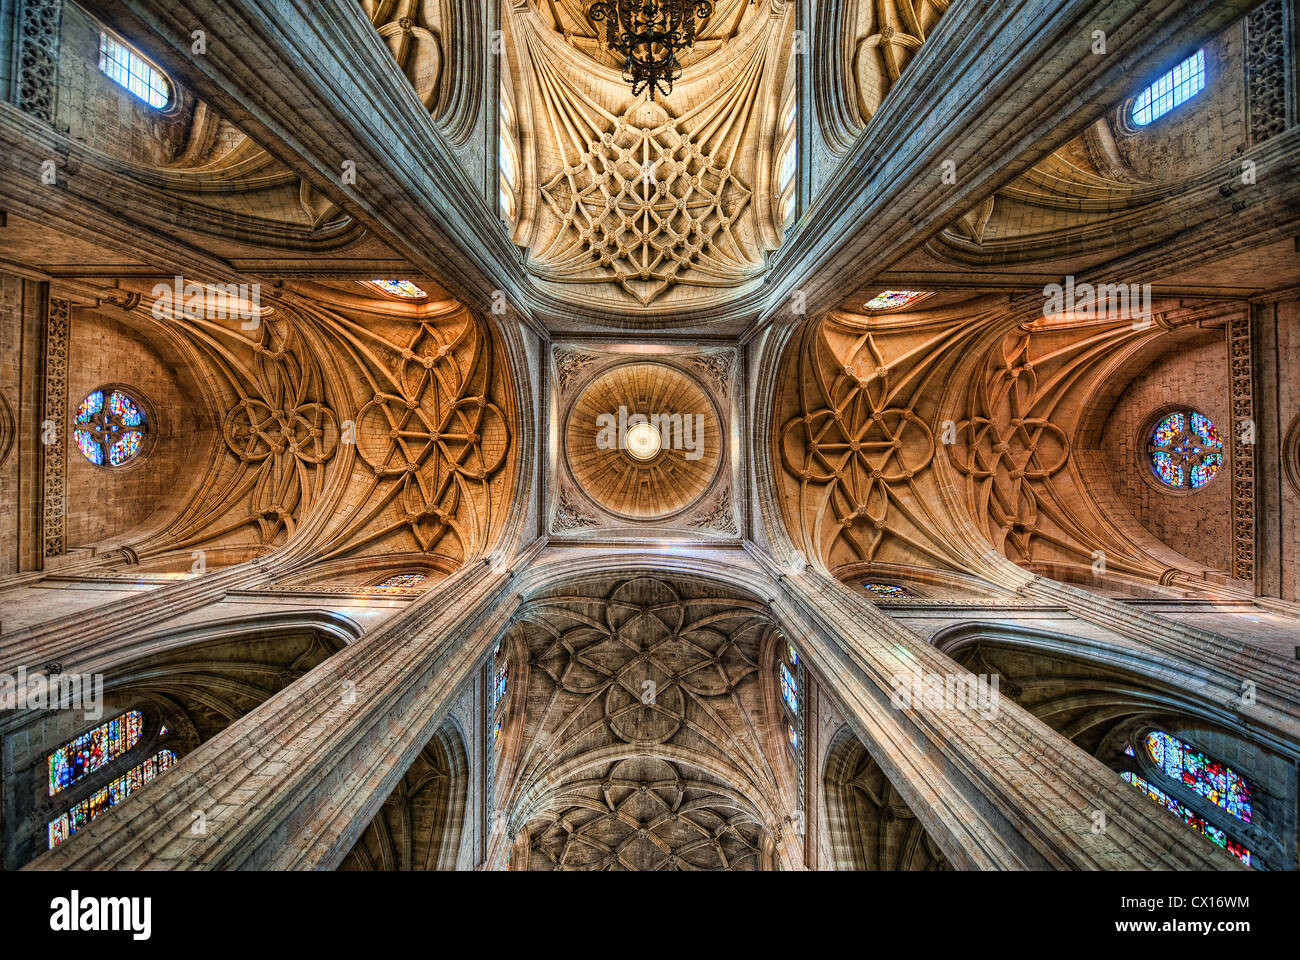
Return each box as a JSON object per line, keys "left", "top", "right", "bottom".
{"left": 48, "top": 749, "right": 178, "bottom": 849}
{"left": 862, "top": 582, "right": 913, "bottom": 599}
{"left": 98, "top": 29, "right": 171, "bottom": 109}
{"left": 48, "top": 710, "right": 144, "bottom": 796}
{"left": 777, "top": 639, "right": 802, "bottom": 757}
{"left": 1120, "top": 772, "right": 1250, "bottom": 866}
{"left": 490, "top": 640, "right": 508, "bottom": 742}
{"left": 1148, "top": 409, "right": 1223, "bottom": 489}
{"left": 365, "top": 279, "right": 428, "bottom": 300}
{"left": 1118, "top": 730, "right": 1254, "bottom": 867}
{"left": 74, "top": 388, "right": 147, "bottom": 466}
{"left": 1131, "top": 50, "right": 1205, "bottom": 127}
{"left": 374, "top": 573, "right": 429, "bottom": 590}
{"left": 1144, "top": 731, "right": 1251, "bottom": 823}
{"left": 775, "top": 90, "right": 797, "bottom": 228}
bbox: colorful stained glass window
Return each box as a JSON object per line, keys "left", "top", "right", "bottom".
{"left": 366, "top": 279, "right": 428, "bottom": 299}
{"left": 787, "top": 723, "right": 799, "bottom": 752}
{"left": 48, "top": 750, "right": 178, "bottom": 849}
{"left": 48, "top": 710, "right": 144, "bottom": 796}
{"left": 862, "top": 582, "right": 912, "bottom": 599}
{"left": 1131, "top": 50, "right": 1206, "bottom": 127}
{"left": 1147, "top": 409, "right": 1223, "bottom": 490}
{"left": 374, "top": 573, "right": 428, "bottom": 590}
{"left": 786, "top": 641, "right": 798, "bottom": 667}
{"left": 1121, "top": 772, "right": 1250, "bottom": 866}
{"left": 864, "top": 290, "right": 929, "bottom": 311}
{"left": 1145, "top": 731, "right": 1252, "bottom": 823}
{"left": 779, "top": 661, "right": 799, "bottom": 715}
{"left": 492, "top": 657, "right": 508, "bottom": 713}
{"left": 1124, "top": 741, "right": 1135, "bottom": 757}
{"left": 98, "top": 31, "right": 171, "bottom": 109}
{"left": 158, "top": 725, "right": 169, "bottom": 736}
{"left": 74, "top": 388, "right": 147, "bottom": 467}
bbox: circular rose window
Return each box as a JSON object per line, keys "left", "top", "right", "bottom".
{"left": 1147, "top": 409, "right": 1222, "bottom": 490}
{"left": 73, "top": 388, "right": 148, "bottom": 466}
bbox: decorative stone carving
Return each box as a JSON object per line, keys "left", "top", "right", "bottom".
{"left": 16, "top": 0, "right": 63, "bottom": 123}
{"left": 552, "top": 485, "right": 599, "bottom": 532}
{"left": 687, "top": 350, "right": 734, "bottom": 397}
{"left": 539, "top": 101, "right": 755, "bottom": 305}
{"left": 948, "top": 335, "right": 1071, "bottom": 561}
{"left": 778, "top": 320, "right": 937, "bottom": 566}
{"left": 688, "top": 487, "right": 738, "bottom": 534}
{"left": 220, "top": 321, "right": 340, "bottom": 544}
{"left": 553, "top": 347, "right": 599, "bottom": 395}
{"left": 42, "top": 296, "right": 69, "bottom": 558}
{"left": 1227, "top": 314, "right": 1256, "bottom": 583}
{"left": 1245, "top": 0, "right": 1286, "bottom": 146}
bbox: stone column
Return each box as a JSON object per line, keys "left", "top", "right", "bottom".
{"left": 755, "top": 548, "right": 1244, "bottom": 870}
{"left": 23, "top": 553, "right": 530, "bottom": 870}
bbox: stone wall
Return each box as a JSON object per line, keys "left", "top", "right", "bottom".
{"left": 1099, "top": 332, "right": 1231, "bottom": 571}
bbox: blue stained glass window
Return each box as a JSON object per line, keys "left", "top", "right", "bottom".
{"left": 74, "top": 388, "right": 147, "bottom": 467}
{"left": 375, "top": 573, "right": 428, "bottom": 590}
{"left": 48, "top": 711, "right": 144, "bottom": 796}
{"left": 864, "top": 290, "right": 929, "bottom": 311}
{"left": 779, "top": 661, "right": 798, "bottom": 715}
{"left": 1131, "top": 50, "right": 1206, "bottom": 126}
{"left": 1147, "top": 409, "right": 1223, "bottom": 490}
{"left": 862, "top": 582, "right": 912, "bottom": 599}
{"left": 1145, "top": 731, "right": 1252, "bottom": 823}
{"left": 1121, "top": 771, "right": 1250, "bottom": 866}
{"left": 48, "top": 749, "right": 178, "bottom": 849}
{"left": 366, "top": 279, "right": 428, "bottom": 299}
{"left": 787, "top": 723, "right": 799, "bottom": 752}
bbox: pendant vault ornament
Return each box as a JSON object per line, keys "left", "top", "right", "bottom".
{"left": 588, "top": 1, "right": 713, "bottom": 100}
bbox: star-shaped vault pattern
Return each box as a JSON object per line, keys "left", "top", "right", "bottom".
{"left": 538, "top": 102, "right": 754, "bottom": 305}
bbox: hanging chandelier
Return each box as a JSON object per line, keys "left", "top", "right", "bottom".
{"left": 588, "top": 1, "right": 713, "bottom": 101}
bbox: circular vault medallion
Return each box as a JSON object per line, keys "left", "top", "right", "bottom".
{"left": 564, "top": 363, "right": 723, "bottom": 521}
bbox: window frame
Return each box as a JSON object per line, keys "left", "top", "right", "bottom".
{"left": 97, "top": 28, "right": 174, "bottom": 112}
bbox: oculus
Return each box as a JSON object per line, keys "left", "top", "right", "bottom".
{"left": 1147, "top": 409, "right": 1223, "bottom": 489}
{"left": 624, "top": 421, "right": 663, "bottom": 461}
{"left": 74, "top": 389, "right": 148, "bottom": 467}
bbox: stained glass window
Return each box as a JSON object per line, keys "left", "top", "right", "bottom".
{"left": 1147, "top": 409, "right": 1223, "bottom": 489}
{"left": 1145, "top": 731, "right": 1252, "bottom": 823}
{"left": 158, "top": 725, "right": 169, "bottom": 736}
{"left": 98, "top": 31, "right": 171, "bottom": 109}
{"left": 786, "top": 641, "right": 797, "bottom": 667}
{"left": 74, "top": 389, "right": 148, "bottom": 467}
{"left": 1131, "top": 50, "right": 1206, "bottom": 127}
{"left": 779, "top": 661, "right": 799, "bottom": 715}
{"left": 787, "top": 723, "right": 799, "bottom": 752}
{"left": 366, "top": 279, "right": 428, "bottom": 299}
{"left": 492, "top": 654, "right": 508, "bottom": 714}
{"left": 374, "top": 573, "right": 428, "bottom": 590}
{"left": 1121, "top": 772, "right": 1250, "bottom": 866}
{"left": 48, "top": 710, "right": 144, "bottom": 796}
{"left": 862, "top": 582, "right": 912, "bottom": 599}
{"left": 48, "top": 750, "right": 178, "bottom": 849}
{"left": 864, "top": 290, "right": 929, "bottom": 311}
